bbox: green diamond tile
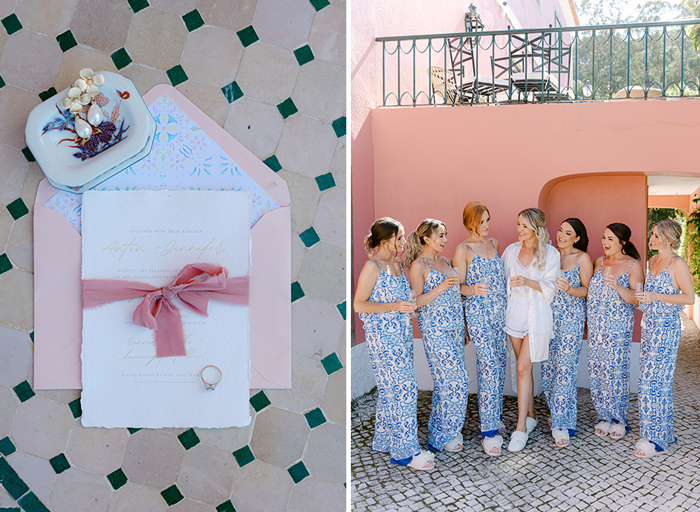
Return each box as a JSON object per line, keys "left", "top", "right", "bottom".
{"left": 249, "top": 390, "right": 271, "bottom": 412}
{"left": 0, "top": 458, "right": 29, "bottom": 500}
{"left": 262, "top": 155, "right": 281, "bottom": 172}
{"left": 6, "top": 198, "right": 28, "bottom": 221}
{"left": 126, "top": 0, "right": 149, "bottom": 13}
{"left": 29, "top": 332, "right": 34, "bottom": 342}
{"left": 49, "top": 454, "right": 70, "bottom": 474}
{"left": 111, "top": 48, "right": 132, "bottom": 70}
{"left": 1, "top": 14, "right": 22, "bottom": 35}
{"left": 304, "top": 408, "right": 326, "bottom": 429}
{"left": 177, "top": 428, "right": 200, "bottom": 450}
{"left": 0, "top": 254, "right": 11, "bottom": 275}
{"left": 277, "top": 97, "right": 298, "bottom": 119}
{"left": 13, "top": 380, "right": 34, "bottom": 403}
{"left": 221, "top": 81, "right": 243, "bottom": 104}
{"left": 17, "top": 492, "right": 49, "bottom": 512}
{"left": 216, "top": 500, "right": 236, "bottom": 512}
{"left": 321, "top": 353, "right": 343, "bottom": 375}
{"left": 299, "top": 227, "right": 320, "bottom": 248}
{"left": 294, "top": 45, "right": 314, "bottom": 66}
{"left": 182, "top": 9, "right": 204, "bottom": 31}
{"left": 291, "top": 281, "right": 305, "bottom": 302}
{"left": 315, "top": 172, "right": 336, "bottom": 191}
{"left": 309, "top": 0, "right": 330, "bottom": 10}
{"left": 332, "top": 116, "right": 346, "bottom": 138}
{"left": 287, "top": 461, "right": 310, "bottom": 484}
{"left": 161, "top": 485, "right": 184, "bottom": 506}
{"left": 21, "top": 147, "right": 35, "bottom": 162}
{"left": 232, "top": 445, "right": 255, "bottom": 467}
{"left": 0, "top": 436, "right": 16, "bottom": 456}
{"left": 0, "top": 508, "right": 20, "bottom": 512}
{"left": 68, "top": 398, "right": 82, "bottom": 419}
{"left": 127, "top": 428, "right": 141, "bottom": 435}
{"left": 166, "top": 65, "right": 188, "bottom": 87}
{"left": 236, "top": 25, "right": 258, "bottom": 47}
{"left": 107, "top": 468, "right": 127, "bottom": 490}
{"left": 55, "top": 30, "right": 77, "bottom": 52}
{"left": 0, "top": 75, "right": 5, "bottom": 88}
{"left": 38, "top": 87, "right": 57, "bottom": 102}
{"left": 337, "top": 301, "right": 346, "bottom": 320}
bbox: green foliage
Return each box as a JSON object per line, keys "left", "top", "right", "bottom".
{"left": 686, "top": 198, "right": 700, "bottom": 295}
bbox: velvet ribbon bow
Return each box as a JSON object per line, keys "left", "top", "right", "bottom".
{"left": 83, "top": 263, "right": 249, "bottom": 358}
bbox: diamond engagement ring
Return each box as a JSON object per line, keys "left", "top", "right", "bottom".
{"left": 201, "top": 365, "right": 222, "bottom": 391}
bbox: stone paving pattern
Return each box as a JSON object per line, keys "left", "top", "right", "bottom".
{"left": 0, "top": 0, "right": 346, "bottom": 510}
{"left": 351, "top": 314, "right": 700, "bottom": 511}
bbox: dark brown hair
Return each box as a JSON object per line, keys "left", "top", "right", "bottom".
{"left": 364, "top": 217, "right": 402, "bottom": 256}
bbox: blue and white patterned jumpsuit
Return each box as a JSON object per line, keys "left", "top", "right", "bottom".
{"left": 359, "top": 260, "right": 420, "bottom": 463}
{"left": 463, "top": 241, "right": 508, "bottom": 438}
{"left": 638, "top": 255, "right": 683, "bottom": 452}
{"left": 586, "top": 258, "right": 635, "bottom": 429}
{"left": 542, "top": 255, "right": 586, "bottom": 435}
{"left": 417, "top": 257, "right": 469, "bottom": 452}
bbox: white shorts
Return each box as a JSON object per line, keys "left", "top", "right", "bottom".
{"left": 505, "top": 296, "right": 529, "bottom": 338}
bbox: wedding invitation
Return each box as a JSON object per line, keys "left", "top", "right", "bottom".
{"left": 81, "top": 190, "right": 251, "bottom": 428}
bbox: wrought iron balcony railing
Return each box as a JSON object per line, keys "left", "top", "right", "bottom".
{"left": 376, "top": 20, "right": 700, "bottom": 106}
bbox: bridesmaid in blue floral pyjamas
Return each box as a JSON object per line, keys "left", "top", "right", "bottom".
{"left": 407, "top": 219, "right": 469, "bottom": 453}
{"left": 354, "top": 217, "right": 436, "bottom": 472}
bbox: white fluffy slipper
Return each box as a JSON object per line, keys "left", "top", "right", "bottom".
{"left": 507, "top": 430, "right": 529, "bottom": 452}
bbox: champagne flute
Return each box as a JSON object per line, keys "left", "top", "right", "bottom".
{"left": 452, "top": 266, "right": 461, "bottom": 288}
{"left": 409, "top": 289, "right": 418, "bottom": 318}
{"left": 635, "top": 282, "right": 643, "bottom": 311}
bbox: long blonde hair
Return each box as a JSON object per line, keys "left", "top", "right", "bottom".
{"left": 519, "top": 208, "right": 549, "bottom": 270}
{"left": 406, "top": 219, "right": 445, "bottom": 268}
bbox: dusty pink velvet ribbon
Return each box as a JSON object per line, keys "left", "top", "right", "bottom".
{"left": 82, "top": 263, "right": 249, "bottom": 358}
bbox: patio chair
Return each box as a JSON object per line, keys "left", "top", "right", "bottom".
{"left": 428, "top": 66, "right": 463, "bottom": 105}
{"left": 447, "top": 37, "right": 510, "bottom": 104}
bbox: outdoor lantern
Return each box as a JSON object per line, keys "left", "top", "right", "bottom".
{"left": 465, "top": 3, "right": 484, "bottom": 32}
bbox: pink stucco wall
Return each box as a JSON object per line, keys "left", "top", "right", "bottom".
{"left": 353, "top": 100, "right": 700, "bottom": 343}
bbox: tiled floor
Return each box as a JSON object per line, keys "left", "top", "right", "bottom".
{"left": 0, "top": 1, "right": 346, "bottom": 511}
{"left": 351, "top": 314, "right": 700, "bottom": 511}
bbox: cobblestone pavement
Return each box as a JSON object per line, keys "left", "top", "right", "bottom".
{"left": 351, "top": 313, "right": 700, "bottom": 512}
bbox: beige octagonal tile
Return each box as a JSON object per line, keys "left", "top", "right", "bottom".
{"left": 54, "top": 46, "right": 118, "bottom": 91}
{"left": 195, "top": 419, "right": 254, "bottom": 453}
{"left": 291, "top": 233, "right": 305, "bottom": 282}
{"left": 120, "top": 64, "right": 168, "bottom": 96}
{"left": 308, "top": 5, "right": 345, "bottom": 67}
{"left": 66, "top": 421, "right": 129, "bottom": 474}
{"left": 231, "top": 460, "right": 294, "bottom": 512}
{"left": 122, "top": 429, "right": 184, "bottom": 489}
{"left": 0, "top": 486, "right": 16, "bottom": 507}
{"left": 108, "top": 483, "right": 166, "bottom": 512}
{"left": 292, "top": 60, "right": 345, "bottom": 123}
{"left": 50, "top": 467, "right": 113, "bottom": 512}
{"left": 314, "top": 186, "right": 345, "bottom": 248}
{"left": 329, "top": 137, "right": 346, "bottom": 186}
{"left": 0, "top": 145, "right": 29, "bottom": 205}
{"left": 198, "top": 0, "right": 256, "bottom": 32}
{"left": 249, "top": 406, "right": 309, "bottom": 468}
{"left": 177, "top": 444, "right": 237, "bottom": 506}
{"left": 235, "top": 42, "right": 299, "bottom": 105}
{"left": 0, "top": 326, "right": 33, "bottom": 388}
{"left": 254, "top": 0, "right": 315, "bottom": 50}
{"left": 297, "top": 242, "right": 345, "bottom": 303}
{"left": 0, "top": 30, "right": 62, "bottom": 93}
{"left": 0, "top": 270, "right": 34, "bottom": 331}
{"left": 70, "top": 0, "right": 133, "bottom": 53}
{"left": 291, "top": 298, "right": 344, "bottom": 360}
{"left": 20, "top": 163, "right": 47, "bottom": 211}
{"left": 15, "top": 0, "right": 79, "bottom": 37}
{"left": 6, "top": 451, "right": 56, "bottom": 504}
{"left": 34, "top": 388, "right": 81, "bottom": 405}
{"left": 180, "top": 26, "right": 243, "bottom": 89}
{"left": 0, "top": 385, "right": 18, "bottom": 436}
{"left": 320, "top": 367, "right": 345, "bottom": 425}
{"left": 7, "top": 213, "right": 33, "bottom": 272}
{"left": 224, "top": 97, "right": 284, "bottom": 160}
{"left": 176, "top": 81, "right": 231, "bottom": 127}
{"left": 148, "top": 0, "right": 199, "bottom": 15}
{"left": 169, "top": 500, "right": 216, "bottom": 512}
{"left": 276, "top": 115, "right": 337, "bottom": 178}
{"left": 337, "top": 325, "right": 346, "bottom": 365}
{"left": 288, "top": 477, "right": 345, "bottom": 512}
{"left": 304, "top": 422, "right": 345, "bottom": 483}
{"left": 277, "top": 170, "right": 320, "bottom": 233}
{"left": 0, "top": 86, "right": 41, "bottom": 148}
{"left": 267, "top": 354, "right": 327, "bottom": 413}
{"left": 0, "top": 0, "right": 15, "bottom": 19}
{"left": 125, "top": 8, "right": 188, "bottom": 70}
{"left": 11, "top": 396, "right": 74, "bottom": 459}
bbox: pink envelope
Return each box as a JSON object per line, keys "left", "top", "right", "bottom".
{"left": 33, "top": 85, "right": 291, "bottom": 389}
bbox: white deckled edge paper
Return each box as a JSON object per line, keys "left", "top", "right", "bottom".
{"left": 81, "top": 190, "right": 251, "bottom": 428}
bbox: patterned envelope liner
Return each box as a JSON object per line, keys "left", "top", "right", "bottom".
{"left": 46, "top": 96, "right": 280, "bottom": 233}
